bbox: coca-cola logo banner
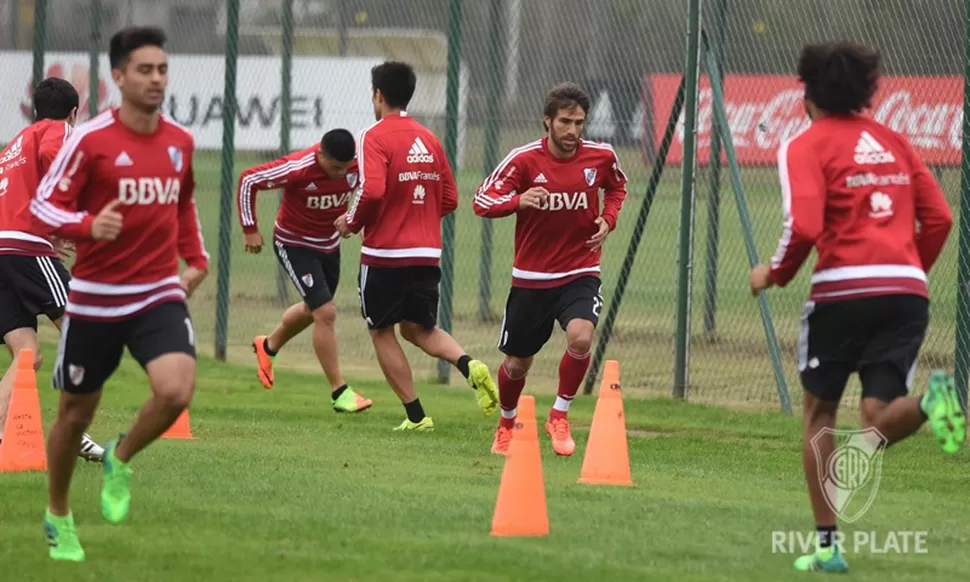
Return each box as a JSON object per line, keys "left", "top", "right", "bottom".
{"left": 644, "top": 74, "right": 963, "bottom": 166}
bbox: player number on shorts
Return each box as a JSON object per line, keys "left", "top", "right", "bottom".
{"left": 184, "top": 317, "right": 195, "bottom": 347}
{"left": 592, "top": 294, "right": 603, "bottom": 317}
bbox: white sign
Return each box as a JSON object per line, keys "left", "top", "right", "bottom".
{"left": 0, "top": 52, "right": 381, "bottom": 151}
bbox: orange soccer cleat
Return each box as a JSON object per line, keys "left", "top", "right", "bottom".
{"left": 252, "top": 335, "right": 275, "bottom": 390}
{"left": 545, "top": 415, "right": 576, "bottom": 456}
{"left": 491, "top": 424, "right": 514, "bottom": 455}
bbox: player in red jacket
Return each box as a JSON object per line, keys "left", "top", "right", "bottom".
{"left": 749, "top": 42, "right": 963, "bottom": 574}
{"left": 30, "top": 27, "right": 209, "bottom": 561}
{"left": 334, "top": 62, "right": 498, "bottom": 431}
{"left": 237, "top": 129, "right": 373, "bottom": 413}
{"left": 474, "top": 83, "right": 627, "bottom": 457}
{"left": 0, "top": 77, "right": 104, "bottom": 463}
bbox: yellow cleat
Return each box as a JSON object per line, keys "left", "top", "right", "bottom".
{"left": 393, "top": 417, "right": 435, "bottom": 432}
{"left": 467, "top": 360, "right": 499, "bottom": 416}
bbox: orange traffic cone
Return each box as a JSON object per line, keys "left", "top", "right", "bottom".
{"left": 0, "top": 349, "right": 47, "bottom": 472}
{"left": 162, "top": 408, "right": 194, "bottom": 439}
{"left": 578, "top": 360, "right": 633, "bottom": 486}
{"left": 491, "top": 395, "right": 549, "bottom": 536}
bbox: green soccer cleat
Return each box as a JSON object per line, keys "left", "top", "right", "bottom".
{"left": 922, "top": 371, "right": 966, "bottom": 454}
{"left": 45, "top": 509, "right": 85, "bottom": 562}
{"left": 467, "top": 360, "right": 499, "bottom": 417}
{"left": 101, "top": 437, "right": 133, "bottom": 525}
{"left": 332, "top": 387, "right": 373, "bottom": 413}
{"left": 393, "top": 417, "right": 435, "bottom": 432}
{"left": 793, "top": 546, "right": 848, "bottom": 573}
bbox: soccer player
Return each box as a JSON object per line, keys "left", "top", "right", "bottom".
{"left": 237, "top": 129, "right": 373, "bottom": 413}
{"left": 474, "top": 83, "right": 627, "bottom": 457}
{"left": 0, "top": 77, "right": 103, "bottom": 463}
{"left": 30, "top": 26, "right": 209, "bottom": 561}
{"left": 334, "top": 61, "right": 498, "bottom": 430}
{"left": 749, "top": 41, "right": 963, "bottom": 574}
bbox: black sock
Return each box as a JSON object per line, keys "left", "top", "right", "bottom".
{"left": 817, "top": 525, "right": 837, "bottom": 549}
{"left": 404, "top": 398, "right": 425, "bottom": 423}
{"left": 263, "top": 337, "right": 277, "bottom": 357}
{"left": 331, "top": 384, "right": 348, "bottom": 400}
{"left": 456, "top": 355, "right": 472, "bottom": 380}
{"left": 918, "top": 392, "right": 930, "bottom": 420}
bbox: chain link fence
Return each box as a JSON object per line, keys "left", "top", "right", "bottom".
{"left": 1, "top": 0, "right": 966, "bottom": 413}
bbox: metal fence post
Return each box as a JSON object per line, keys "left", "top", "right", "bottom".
{"left": 673, "top": 0, "right": 703, "bottom": 399}
{"left": 478, "top": 0, "right": 503, "bottom": 322}
{"left": 214, "top": 0, "right": 240, "bottom": 361}
{"left": 953, "top": 0, "right": 970, "bottom": 414}
{"left": 437, "top": 0, "right": 463, "bottom": 383}
{"left": 702, "top": 0, "right": 727, "bottom": 336}
{"left": 275, "top": 0, "right": 295, "bottom": 308}
{"left": 87, "top": 0, "right": 102, "bottom": 120}
{"left": 31, "top": 0, "right": 48, "bottom": 95}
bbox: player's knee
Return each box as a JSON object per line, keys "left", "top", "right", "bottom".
{"left": 33, "top": 352, "right": 43, "bottom": 371}
{"left": 565, "top": 323, "right": 594, "bottom": 354}
{"left": 504, "top": 356, "right": 531, "bottom": 379}
{"left": 399, "top": 322, "right": 425, "bottom": 346}
{"left": 859, "top": 398, "right": 888, "bottom": 429}
{"left": 368, "top": 326, "right": 397, "bottom": 346}
{"left": 567, "top": 336, "right": 592, "bottom": 355}
{"left": 149, "top": 358, "right": 196, "bottom": 411}
{"left": 5, "top": 329, "right": 40, "bottom": 364}
{"left": 311, "top": 302, "right": 337, "bottom": 326}
{"left": 803, "top": 396, "right": 838, "bottom": 426}
{"left": 158, "top": 385, "right": 194, "bottom": 412}
{"left": 60, "top": 397, "right": 96, "bottom": 431}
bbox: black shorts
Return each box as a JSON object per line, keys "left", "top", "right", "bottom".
{"left": 498, "top": 276, "right": 604, "bottom": 358}
{"left": 274, "top": 241, "right": 340, "bottom": 310}
{"left": 53, "top": 301, "right": 197, "bottom": 394}
{"left": 358, "top": 265, "right": 439, "bottom": 330}
{"left": 799, "top": 294, "right": 929, "bottom": 403}
{"left": 0, "top": 254, "right": 70, "bottom": 341}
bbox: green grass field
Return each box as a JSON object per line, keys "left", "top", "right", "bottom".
{"left": 184, "top": 142, "right": 965, "bottom": 412}
{"left": 2, "top": 341, "right": 969, "bottom": 581}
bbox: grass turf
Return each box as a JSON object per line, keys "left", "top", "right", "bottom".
{"left": 1, "top": 341, "right": 969, "bottom": 581}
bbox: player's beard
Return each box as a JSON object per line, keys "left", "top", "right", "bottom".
{"left": 551, "top": 133, "right": 577, "bottom": 156}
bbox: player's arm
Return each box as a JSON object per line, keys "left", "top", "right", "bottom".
{"left": 236, "top": 156, "right": 290, "bottom": 234}
{"left": 345, "top": 131, "right": 387, "bottom": 233}
{"left": 767, "top": 138, "right": 825, "bottom": 288}
{"left": 473, "top": 154, "right": 529, "bottom": 218}
{"left": 907, "top": 144, "right": 953, "bottom": 273}
{"left": 29, "top": 132, "right": 99, "bottom": 240}
{"left": 599, "top": 148, "right": 629, "bottom": 231}
{"left": 178, "top": 156, "right": 210, "bottom": 297}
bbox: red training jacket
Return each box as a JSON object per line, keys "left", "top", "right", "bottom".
{"left": 0, "top": 118, "right": 72, "bottom": 256}
{"left": 769, "top": 114, "right": 952, "bottom": 302}
{"left": 237, "top": 146, "right": 358, "bottom": 253}
{"left": 345, "top": 112, "right": 458, "bottom": 267}
{"left": 29, "top": 109, "right": 210, "bottom": 321}
{"left": 474, "top": 137, "right": 628, "bottom": 289}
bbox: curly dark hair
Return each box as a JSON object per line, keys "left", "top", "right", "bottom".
{"left": 797, "top": 41, "right": 881, "bottom": 115}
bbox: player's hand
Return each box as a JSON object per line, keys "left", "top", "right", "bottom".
{"left": 749, "top": 264, "right": 773, "bottom": 296}
{"left": 334, "top": 213, "right": 352, "bottom": 238}
{"left": 91, "top": 199, "right": 124, "bottom": 241}
{"left": 518, "top": 187, "right": 549, "bottom": 210}
{"left": 586, "top": 216, "right": 610, "bottom": 251}
{"left": 244, "top": 231, "right": 264, "bottom": 254}
{"left": 180, "top": 266, "right": 208, "bottom": 298}
{"left": 52, "top": 236, "right": 75, "bottom": 259}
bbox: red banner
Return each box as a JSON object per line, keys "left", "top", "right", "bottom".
{"left": 645, "top": 74, "right": 963, "bottom": 166}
